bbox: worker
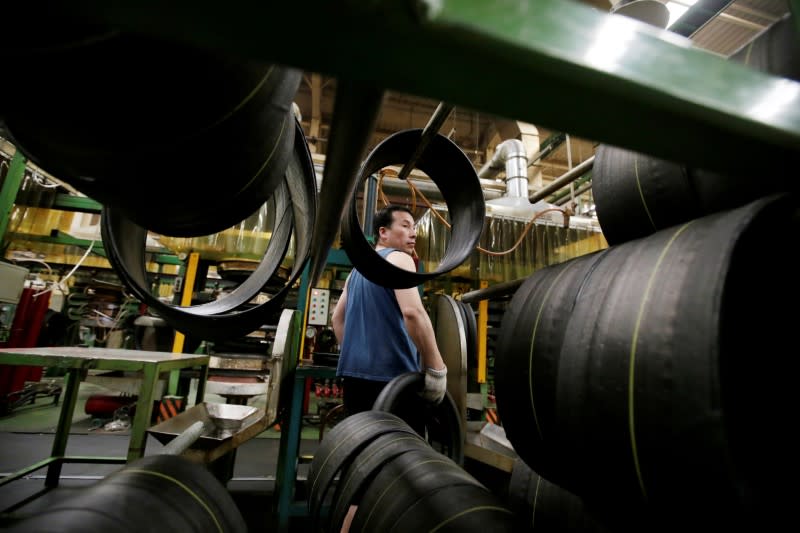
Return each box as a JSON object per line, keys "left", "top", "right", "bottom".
{"left": 331, "top": 205, "right": 448, "bottom": 417}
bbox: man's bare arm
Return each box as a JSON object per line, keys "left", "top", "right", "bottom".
{"left": 331, "top": 276, "right": 349, "bottom": 345}
{"left": 386, "top": 252, "right": 445, "bottom": 371}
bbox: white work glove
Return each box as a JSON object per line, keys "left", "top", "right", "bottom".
{"left": 420, "top": 366, "right": 447, "bottom": 404}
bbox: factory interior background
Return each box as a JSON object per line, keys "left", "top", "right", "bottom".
{"left": 0, "top": 0, "right": 797, "bottom": 531}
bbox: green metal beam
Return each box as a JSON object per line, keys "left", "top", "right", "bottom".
{"left": 6, "top": 230, "right": 182, "bottom": 265}
{"left": 529, "top": 131, "right": 566, "bottom": 167}
{"left": 151, "top": 253, "right": 182, "bottom": 266}
{"left": 547, "top": 171, "right": 593, "bottom": 204}
{"left": 12, "top": 193, "right": 103, "bottom": 213}
{"left": 0, "top": 152, "right": 26, "bottom": 244}
{"left": 8, "top": 231, "right": 108, "bottom": 257}
{"left": 52, "top": 193, "right": 103, "bottom": 214}
{"left": 50, "top": 0, "right": 800, "bottom": 180}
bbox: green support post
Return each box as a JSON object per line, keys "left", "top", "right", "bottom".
{"left": 0, "top": 151, "right": 26, "bottom": 244}
{"left": 44, "top": 368, "right": 84, "bottom": 487}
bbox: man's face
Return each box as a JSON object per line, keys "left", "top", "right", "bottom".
{"left": 380, "top": 210, "right": 416, "bottom": 254}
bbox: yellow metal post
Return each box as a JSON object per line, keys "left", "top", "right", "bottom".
{"left": 477, "top": 280, "right": 488, "bottom": 383}
{"left": 170, "top": 252, "right": 200, "bottom": 393}
{"left": 172, "top": 252, "right": 200, "bottom": 353}
{"left": 298, "top": 284, "right": 313, "bottom": 366}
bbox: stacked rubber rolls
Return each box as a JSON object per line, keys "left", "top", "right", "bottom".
{"left": 6, "top": 455, "right": 247, "bottom": 533}
{"left": 0, "top": 20, "right": 302, "bottom": 237}
{"left": 506, "top": 458, "right": 608, "bottom": 532}
{"left": 592, "top": 11, "right": 800, "bottom": 245}
{"left": 494, "top": 194, "right": 798, "bottom": 530}
{"left": 341, "top": 128, "right": 485, "bottom": 289}
{"left": 100, "top": 118, "right": 317, "bottom": 341}
{"left": 371, "top": 371, "right": 465, "bottom": 464}
{"left": 308, "top": 411, "right": 516, "bottom": 532}
{"left": 0, "top": 17, "right": 314, "bottom": 342}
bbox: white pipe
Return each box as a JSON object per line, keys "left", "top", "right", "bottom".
{"left": 478, "top": 139, "right": 529, "bottom": 200}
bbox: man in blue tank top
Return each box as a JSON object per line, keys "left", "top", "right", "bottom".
{"left": 331, "top": 205, "right": 447, "bottom": 415}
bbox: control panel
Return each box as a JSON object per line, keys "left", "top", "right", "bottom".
{"left": 308, "top": 287, "right": 331, "bottom": 326}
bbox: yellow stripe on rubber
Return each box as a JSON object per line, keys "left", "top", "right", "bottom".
{"left": 429, "top": 505, "right": 515, "bottom": 532}
{"left": 119, "top": 468, "right": 223, "bottom": 533}
{"left": 628, "top": 220, "right": 694, "bottom": 500}
{"left": 633, "top": 155, "right": 657, "bottom": 231}
{"left": 527, "top": 263, "right": 574, "bottom": 440}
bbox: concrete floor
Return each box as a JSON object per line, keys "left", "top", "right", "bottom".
{"left": 0, "top": 379, "right": 325, "bottom": 532}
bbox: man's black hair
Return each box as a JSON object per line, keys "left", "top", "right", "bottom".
{"left": 372, "top": 205, "right": 414, "bottom": 241}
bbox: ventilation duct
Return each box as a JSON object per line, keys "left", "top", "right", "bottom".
{"left": 480, "top": 139, "right": 553, "bottom": 219}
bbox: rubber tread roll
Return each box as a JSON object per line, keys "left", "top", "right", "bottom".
{"left": 372, "top": 371, "right": 464, "bottom": 464}
{"left": 341, "top": 128, "right": 485, "bottom": 289}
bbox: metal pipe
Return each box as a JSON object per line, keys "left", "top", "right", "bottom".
{"left": 161, "top": 420, "right": 208, "bottom": 455}
{"left": 528, "top": 155, "right": 594, "bottom": 204}
{"left": 396, "top": 101, "right": 455, "bottom": 181}
{"left": 548, "top": 171, "right": 592, "bottom": 203}
{"left": 378, "top": 174, "right": 503, "bottom": 202}
{"left": 566, "top": 134, "right": 575, "bottom": 205}
{"left": 478, "top": 178, "right": 507, "bottom": 191}
{"left": 479, "top": 138, "right": 529, "bottom": 207}
{"left": 318, "top": 165, "right": 505, "bottom": 203}
{"left": 460, "top": 277, "right": 525, "bottom": 304}
{"left": 363, "top": 175, "right": 377, "bottom": 235}
{"left": 527, "top": 132, "right": 566, "bottom": 168}
{"left": 478, "top": 139, "right": 527, "bottom": 182}
{"left": 555, "top": 181, "right": 592, "bottom": 206}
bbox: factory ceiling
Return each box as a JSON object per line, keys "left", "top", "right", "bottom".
{"left": 293, "top": 0, "right": 791, "bottom": 195}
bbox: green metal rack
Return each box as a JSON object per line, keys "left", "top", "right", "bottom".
{"left": 52, "top": 0, "right": 800, "bottom": 178}
{"left": 0, "top": 346, "right": 209, "bottom": 510}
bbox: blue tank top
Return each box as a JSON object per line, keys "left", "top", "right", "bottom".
{"left": 336, "top": 248, "right": 420, "bottom": 381}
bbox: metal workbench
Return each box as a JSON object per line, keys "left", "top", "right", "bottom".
{"left": 0, "top": 347, "right": 209, "bottom": 498}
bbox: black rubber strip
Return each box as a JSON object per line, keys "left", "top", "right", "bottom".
{"left": 351, "top": 446, "right": 482, "bottom": 533}
{"left": 389, "top": 483, "right": 516, "bottom": 533}
{"left": 341, "top": 128, "right": 485, "bottom": 289}
{"left": 99, "top": 119, "right": 316, "bottom": 341}
{"left": 307, "top": 411, "right": 419, "bottom": 530}
{"left": 372, "top": 371, "right": 464, "bottom": 464}
{"left": 328, "top": 431, "right": 430, "bottom": 532}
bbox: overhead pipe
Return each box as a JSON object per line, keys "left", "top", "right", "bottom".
{"left": 378, "top": 174, "right": 503, "bottom": 202}
{"left": 554, "top": 181, "right": 593, "bottom": 206}
{"left": 478, "top": 139, "right": 529, "bottom": 200}
{"left": 460, "top": 277, "right": 526, "bottom": 304}
{"left": 548, "top": 172, "right": 592, "bottom": 204}
{"left": 478, "top": 178, "right": 508, "bottom": 191}
{"left": 363, "top": 175, "right": 378, "bottom": 232}
{"left": 528, "top": 156, "right": 594, "bottom": 204}
{"left": 527, "top": 132, "right": 566, "bottom": 168}
{"left": 396, "top": 102, "right": 455, "bottom": 181}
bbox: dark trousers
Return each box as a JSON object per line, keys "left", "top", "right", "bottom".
{"left": 341, "top": 377, "right": 388, "bottom": 417}
{"left": 341, "top": 377, "right": 425, "bottom": 436}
